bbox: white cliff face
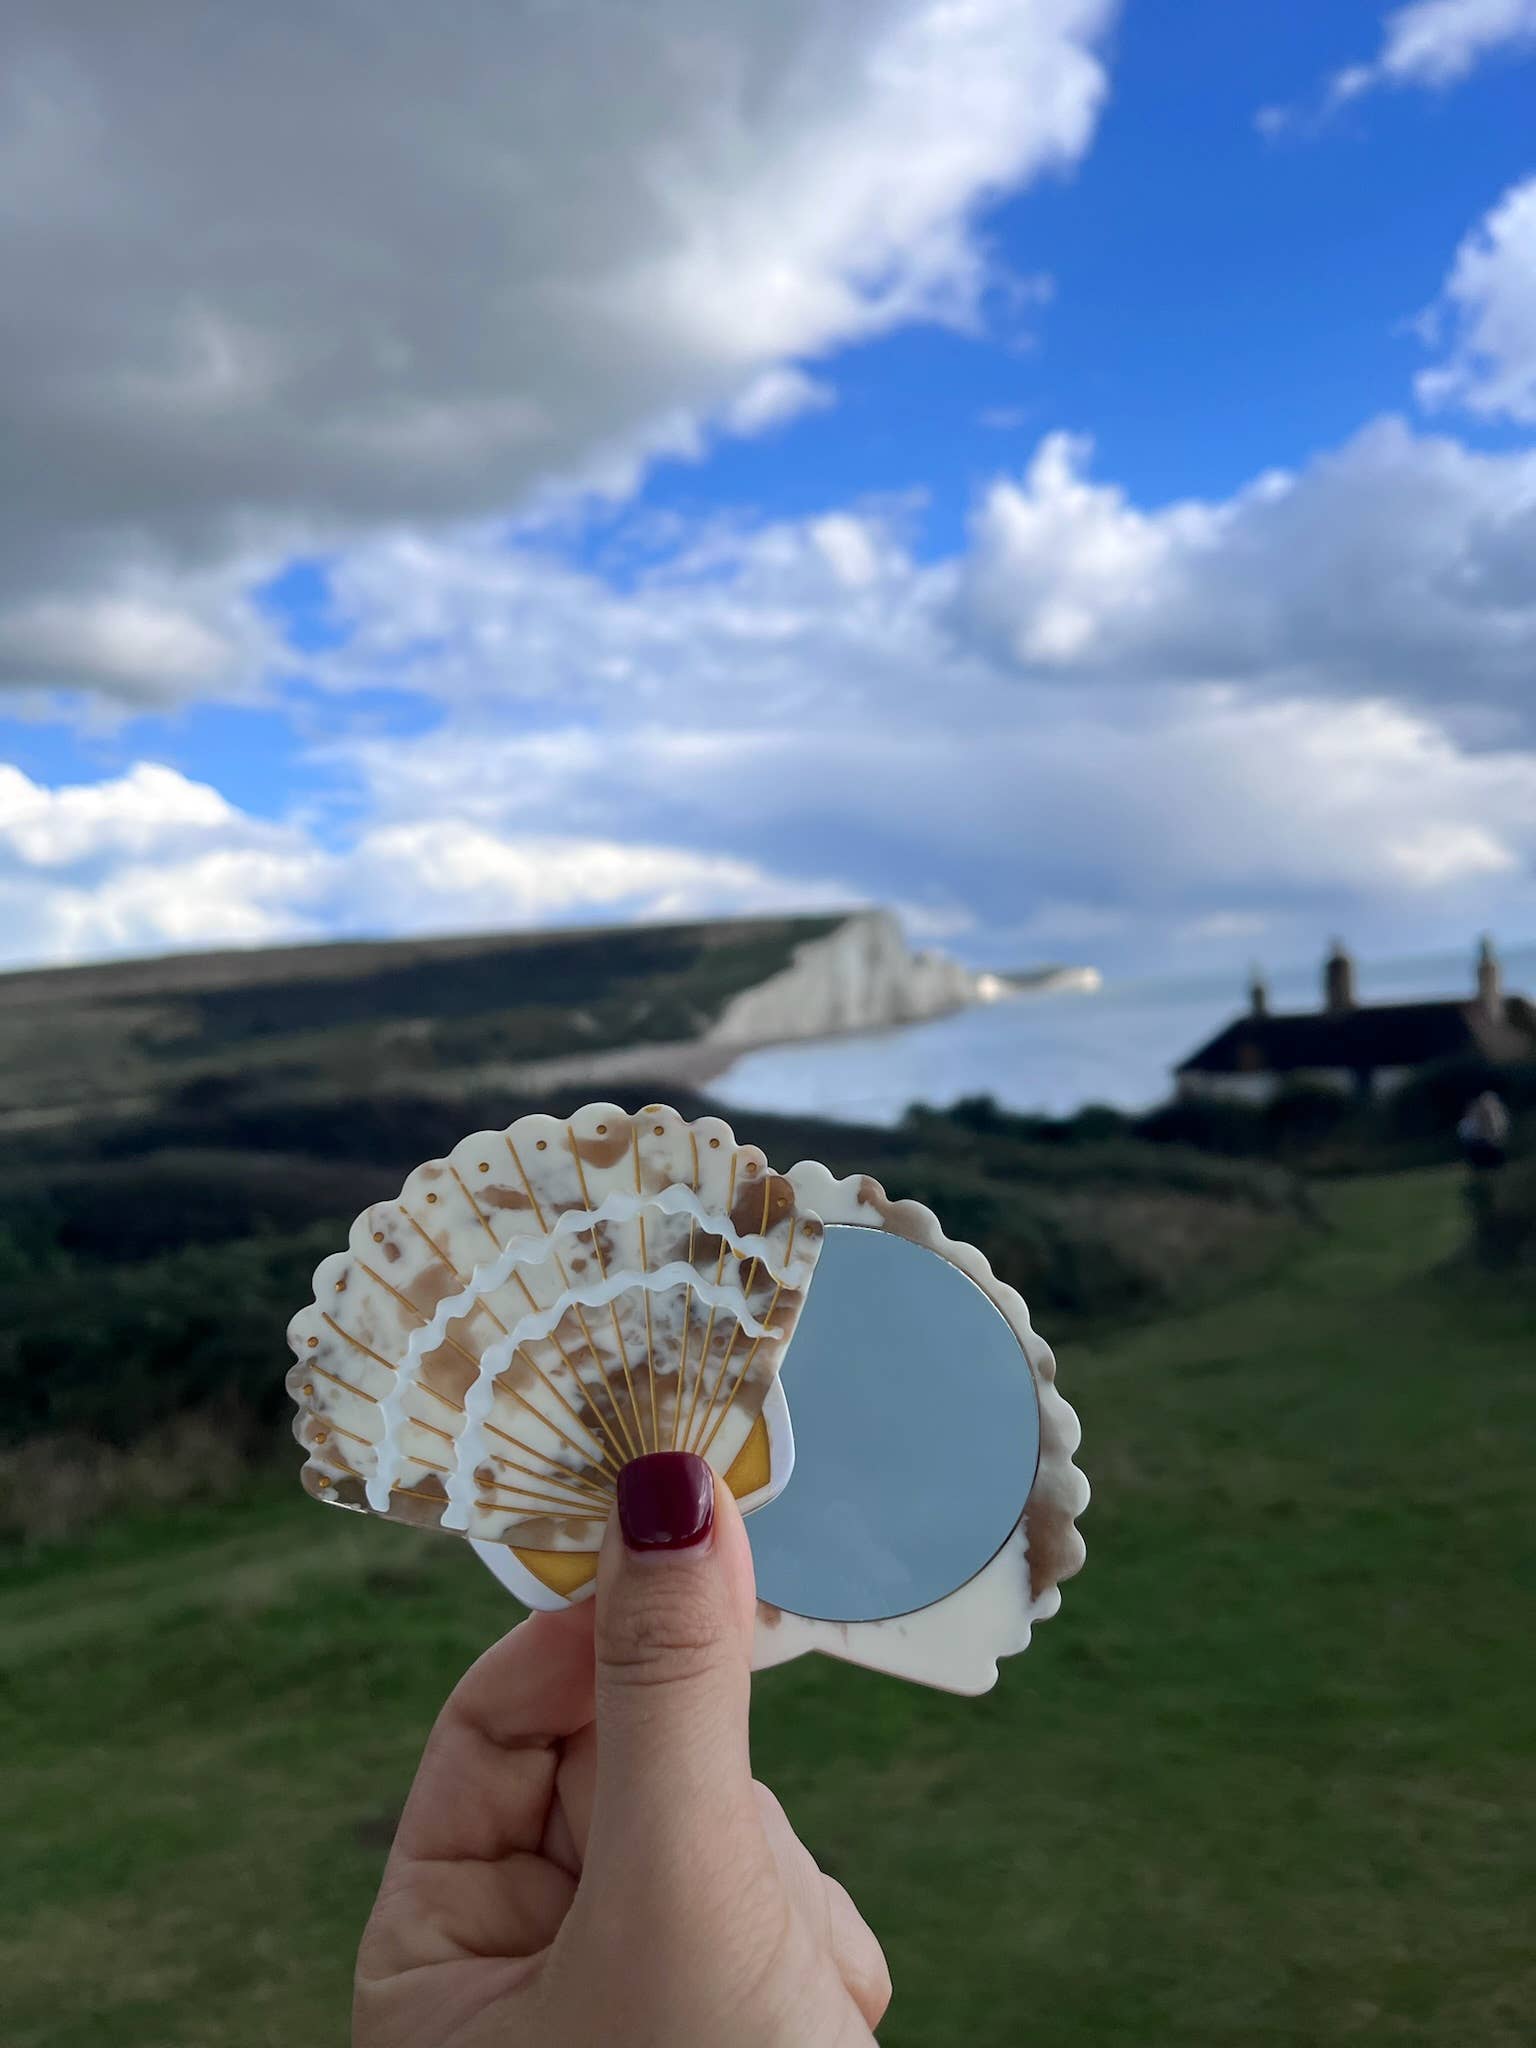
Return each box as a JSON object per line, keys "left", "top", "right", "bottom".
{"left": 706, "top": 911, "right": 985, "bottom": 1049}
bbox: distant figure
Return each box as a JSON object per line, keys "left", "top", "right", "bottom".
{"left": 1458, "top": 1091, "right": 1510, "bottom": 1172}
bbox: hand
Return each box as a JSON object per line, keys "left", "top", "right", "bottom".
{"left": 355, "top": 1453, "right": 891, "bottom": 2046}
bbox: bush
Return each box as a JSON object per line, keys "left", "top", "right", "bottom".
{"left": 860, "top": 1147, "right": 1306, "bottom": 1328}
{"left": 1067, "top": 1103, "right": 1135, "bottom": 1145}
{"left": 0, "top": 1225, "right": 340, "bottom": 1448}
{"left": 1263, "top": 1082, "right": 1358, "bottom": 1155}
{"left": 1135, "top": 1095, "right": 1270, "bottom": 1157}
{"left": 1467, "top": 1154, "right": 1536, "bottom": 1270}
{"left": 0, "top": 1153, "right": 378, "bottom": 1263}
{"left": 1387, "top": 1056, "right": 1536, "bottom": 1147}
{"left": 0, "top": 1412, "right": 266, "bottom": 1547}
{"left": 0, "top": 1082, "right": 1313, "bottom": 1489}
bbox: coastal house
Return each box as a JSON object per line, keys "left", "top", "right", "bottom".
{"left": 1175, "top": 938, "right": 1536, "bottom": 1106}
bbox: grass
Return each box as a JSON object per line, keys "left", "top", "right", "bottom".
{"left": 2, "top": 1167, "right": 1532, "bottom": 2045}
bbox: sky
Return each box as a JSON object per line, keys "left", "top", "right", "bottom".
{"left": 2, "top": 0, "right": 1535, "bottom": 979}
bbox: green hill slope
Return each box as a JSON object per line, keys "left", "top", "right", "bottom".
{"left": 0, "top": 914, "right": 844, "bottom": 1121}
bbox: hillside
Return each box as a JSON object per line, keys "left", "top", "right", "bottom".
{"left": 0, "top": 908, "right": 993, "bottom": 1129}
{"left": 0, "top": 913, "right": 831, "bottom": 1123}
{"left": 2, "top": 1168, "right": 1530, "bottom": 2046}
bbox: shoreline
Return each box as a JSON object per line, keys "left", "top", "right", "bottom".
{"left": 487, "top": 997, "right": 984, "bottom": 1101}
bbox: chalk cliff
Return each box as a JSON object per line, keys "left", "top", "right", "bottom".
{"left": 706, "top": 909, "right": 986, "bottom": 1049}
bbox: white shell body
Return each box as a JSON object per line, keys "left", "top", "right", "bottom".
{"left": 286, "top": 1103, "right": 822, "bottom": 1566}
{"left": 749, "top": 1163, "right": 1089, "bottom": 1696}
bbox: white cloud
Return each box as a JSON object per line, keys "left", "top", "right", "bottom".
{"left": 722, "top": 368, "right": 837, "bottom": 437}
{"left": 1348, "top": 0, "right": 1536, "bottom": 90}
{"left": 282, "top": 457, "right": 1536, "bottom": 972}
{"left": 0, "top": 760, "right": 236, "bottom": 864}
{"left": 0, "top": 760, "right": 865, "bottom": 968}
{"left": 313, "top": 501, "right": 953, "bottom": 720}
{"left": 0, "top": 0, "right": 1114, "bottom": 704}
{"left": 1379, "top": 818, "right": 1519, "bottom": 886}
{"left": 322, "top": 679, "right": 1536, "bottom": 976}
{"left": 958, "top": 419, "right": 1536, "bottom": 721}
{"left": 960, "top": 432, "right": 1216, "bottom": 662}
{"left": 333, "top": 825, "right": 857, "bottom": 934}
{"left": 1259, "top": 0, "right": 1536, "bottom": 128}
{"left": 0, "top": 763, "right": 324, "bottom": 966}
{"left": 9, "top": 400, "right": 1536, "bottom": 971}
{"left": 1417, "top": 175, "right": 1536, "bottom": 423}
{"left": 808, "top": 514, "right": 886, "bottom": 588}
{"left": 9, "top": 479, "right": 1536, "bottom": 972}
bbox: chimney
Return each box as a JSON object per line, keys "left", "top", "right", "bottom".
{"left": 1324, "top": 939, "right": 1356, "bottom": 1016}
{"left": 1477, "top": 933, "right": 1503, "bottom": 1023}
{"left": 1248, "top": 965, "right": 1269, "bottom": 1018}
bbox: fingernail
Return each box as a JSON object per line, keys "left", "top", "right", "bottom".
{"left": 617, "top": 1452, "right": 715, "bottom": 1552}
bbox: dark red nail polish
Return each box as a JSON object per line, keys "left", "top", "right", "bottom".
{"left": 617, "top": 1452, "right": 715, "bottom": 1552}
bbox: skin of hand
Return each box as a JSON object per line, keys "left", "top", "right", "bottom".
{"left": 354, "top": 1452, "right": 892, "bottom": 2047}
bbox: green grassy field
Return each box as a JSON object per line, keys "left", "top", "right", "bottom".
{"left": 2, "top": 1167, "right": 1531, "bottom": 2046}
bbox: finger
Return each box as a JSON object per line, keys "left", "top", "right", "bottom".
{"left": 823, "top": 1873, "right": 893, "bottom": 2032}
{"left": 541, "top": 1723, "right": 597, "bottom": 1878}
{"left": 390, "top": 1599, "right": 596, "bottom": 1867}
{"left": 753, "top": 1781, "right": 823, "bottom": 1910}
{"left": 754, "top": 1785, "right": 891, "bottom": 2030}
{"left": 582, "top": 1454, "right": 764, "bottom": 1906}
{"left": 362, "top": 1853, "right": 578, "bottom": 1979}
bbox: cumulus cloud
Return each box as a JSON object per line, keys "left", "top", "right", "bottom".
{"left": 331, "top": 826, "right": 860, "bottom": 935}
{"left": 1259, "top": 0, "right": 1536, "bottom": 129}
{"left": 0, "top": 760, "right": 866, "bottom": 969}
{"left": 959, "top": 419, "right": 1536, "bottom": 723}
{"left": 1417, "top": 174, "right": 1536, "bottom": 423}
{"left": 1342, "top": 0, "right": 1536, "bottom": 92}
{"left": 960, "top": 432, "right": 1213, "bottom": 663}
{"left": 9, "top": 422, "right": 1536, "bottom": 975}
{"left": 0, "top": 763, "right": 323, "bottom": 965}
{"left": 270, "top": 463, "right": 1536, "bottom": 970}
{"left": 8, "top": 55, "right": 1536, "bottom": 980}
{"left": 328, "top": 680, "right": 1536, "bottom": 976}
{"left": 0, "top": 0, "right": 1112, "bottom": 703}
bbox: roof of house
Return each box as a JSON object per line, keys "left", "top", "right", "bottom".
{"left": 1177, "top": 995, "right": 1536, "bottom": 1077}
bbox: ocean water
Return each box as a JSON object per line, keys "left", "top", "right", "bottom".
{"left": 714, "top": 943, "right": 1536, "bottom": 1125}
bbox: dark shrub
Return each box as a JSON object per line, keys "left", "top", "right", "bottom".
{"left": 1387, "top": 1056, "right": 1536, "bottom": 1146}
{"left": 1467, "top": 1154, "right": 1536, "bottom": 1270}
{"left": 1136, "top": 1095, "right": 1269, "bottom": 1157}
{"left": 1263, "top": 1082, "right": 1357, "bottom": 1155}
{"left": 1067, "top": 1103, "right": 1134, "bottom": 1145}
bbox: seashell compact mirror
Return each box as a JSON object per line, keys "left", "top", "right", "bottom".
{"left": 286, "top": 1102, "right": 1087, "bottom": 1694}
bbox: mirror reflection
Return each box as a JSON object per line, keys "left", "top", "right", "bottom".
{"left": 748, "top": 1224, "right": 1040, "bottom": 1624}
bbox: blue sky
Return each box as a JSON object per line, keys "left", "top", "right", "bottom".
{"left": 2, "top": 0, "right": 1534, "bottom": 976}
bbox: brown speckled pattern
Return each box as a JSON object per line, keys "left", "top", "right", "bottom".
{"left": 286, "top": 1103, "right": 822, "bottom": 1551}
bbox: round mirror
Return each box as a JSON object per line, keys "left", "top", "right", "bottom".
{"left": 747, "top": 1224, "right": 1040, "bottom": 1623}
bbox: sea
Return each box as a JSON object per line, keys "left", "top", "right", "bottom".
{"left": 713, "top": 942, "right": 1536, "bottom": 1126}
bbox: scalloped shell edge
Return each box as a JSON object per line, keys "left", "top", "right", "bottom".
{"left": 750, "top": 1162, "right": 1089, "bottom": 1696}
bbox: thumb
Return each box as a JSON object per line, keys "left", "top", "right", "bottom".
{"left": 583, "top": 1452, "right": 764, "bottom": 1900}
